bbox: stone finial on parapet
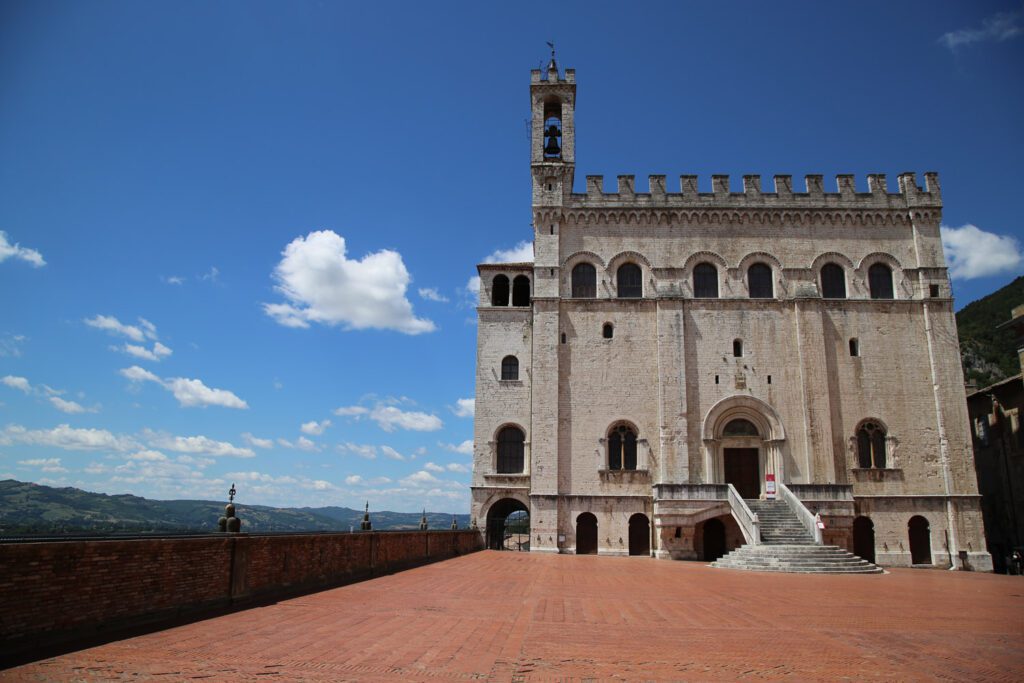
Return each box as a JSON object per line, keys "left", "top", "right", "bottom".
{"left": 742, "top": 175, "right": 761, "bottom": 195}
{"left": 420, "top": 509, "right": 428, "bottom": 531}
{"left": 219, "top": 483, "right": 241, "bottom": 533}
{"left": 867, "top": 173, "right": 888, "bottom": 195}
{"left": 451, "top": 516, "right": 458, "bottom": 530}
{"left": 774, "top": 175, "right": 793, "bottom": 197}
{"left": 924, "top": 171, "right": 941, "bottom": 197}
{"left": 586, "top": 175, "right": 603, "bottom": 197}
{"left": 360, "top": 501, "right": 372, "bottom": 531}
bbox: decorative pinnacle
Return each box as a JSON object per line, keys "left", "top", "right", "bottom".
{"left": 546, "top": 40, "right": 557, "bottom": 71}
{"left": 228, "top": 483, "right": 236, "bottom": 503}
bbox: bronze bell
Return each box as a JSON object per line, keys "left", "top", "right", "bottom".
{"left": 544, "top": 124, "right": 561, "bottom": 156}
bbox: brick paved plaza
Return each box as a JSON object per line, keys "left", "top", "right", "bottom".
{"left": 6, "top": 551, "right": 1024, "bottom": 681}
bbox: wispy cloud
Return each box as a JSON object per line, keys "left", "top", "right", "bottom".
{"left": 440, "top": 440, "right": 473, "bottom": 455}
{"left": 940, "top": 10, "right": 1022, "bottom": 50}
{"left": 85, "top": 315, "right": 157, "bottom": 343}
{"left": 2, "top": 375, "right": 31, "bottom": 393}
{"left": 0, "top": 231, "right": 45, "bottom": 267}
{"left": 418, "top": 287, "right": 449, "bottom": 303}
{"left": 300, "top": 419, "right": 331, "bottom": 436}
{"left": 120, "top": 365, "right": 249, "bottom": 409}
{"left": 941, "top": 224, "right": 1023, "bottom": 279}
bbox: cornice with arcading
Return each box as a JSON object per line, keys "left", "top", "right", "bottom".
{"left": 533, "top": 207, "right": 937, "bottom": 228}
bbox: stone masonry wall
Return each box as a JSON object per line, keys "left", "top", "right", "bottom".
{"left": 0, "top": 530, "right": 481, "bottom": 658}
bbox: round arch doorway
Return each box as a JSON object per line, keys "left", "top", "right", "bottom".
{"left": 628, "top": 513, "right": 650, "bottom": 556}
{"left": 721, "top": 418, "right": 762, "bottom": 499}
{"left": 485, "top": 498, "right": 529, "bottom": 551}
{"left": 576, "top": 512, "right": 598, "bottom": 555}
{"left": 853, "top": 516, "right": 875, "bottom": 564}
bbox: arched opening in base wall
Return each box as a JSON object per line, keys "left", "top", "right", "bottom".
{"left": 628, "top": 513, "right": 650, "bottom": 556}
{"left": 908, "top": 515, "right": 931, "bottom": 565}
{"left": 576, "top": 512, "right": 598, "bottom": 555}
{"left": 485, "top": 498, "right": 529, "bottom": 551}
{"left": 853, "top": 516, "right": 875, "bottom": 564}
{"left": 702, "top": 518, "right": 727, "bottom": 562}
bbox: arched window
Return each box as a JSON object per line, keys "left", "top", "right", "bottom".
{"left": 856, "top": 421, "right": 887, "bottom": 468}
{"left": 693, "top": 262, "right": 718, "bottom": 298}
{"left": 512, "top": 275, "right": 531, "bottom": 306}
{"left": 496, "top": 426, "right": 525, "bottom": 474}
{"left": 491, "top": 275, "right": 509, "bottom": 306}
{"left": 571, "top": 263, "right": 596, "bottom": 298}
{"left": 733, "top": 339, "right": 743, "bottom": 358}
{"left": 602, "top": 323, "right": 613, "bottom": 339}
{"left": 748, "top": 262, "right": 773, "bottom": 299}
{"left": 543, "top": 100, "right": 562, "bottom": 159}
{"left": 821, "top": 262, "right": 846, "bottom": 299}
{"left": 501, "top": 355, "right": 519, "bottom": 381}
{"left": 723, "top": 418, "right": 759, "bottom": 437}
{"left": 616, "top": 263, "right": 642, "bottom": 298}
{"left": 607, "top": 424, "right": 638, "bottom": 471}
{"left": 868, "top": 263, "right": 894, "bottom": 299}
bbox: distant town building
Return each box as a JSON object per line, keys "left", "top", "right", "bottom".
{"left": 470, "top": 59, "right": 991, "bottom": 570}
{"left": 966, "top": 304, "right": 1024, "bottom": 572}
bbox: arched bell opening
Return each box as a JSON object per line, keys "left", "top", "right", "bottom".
{"left": 543, "top": 100, "right": 562, "bottom": 158}
{"left": 485, "top": 498, "right": 530, "bottom": 551}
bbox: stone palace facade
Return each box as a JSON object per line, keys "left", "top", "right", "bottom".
{"left": 470, "top": 60, "right": 991, "bottom": 571}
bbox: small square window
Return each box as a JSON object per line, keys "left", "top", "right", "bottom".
{"left": 929, "top": 284, "right": 940, "bottom": 298}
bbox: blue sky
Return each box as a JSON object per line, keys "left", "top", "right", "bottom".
{"left": 1, "top": 1, "right": 1022, "bottom": 512}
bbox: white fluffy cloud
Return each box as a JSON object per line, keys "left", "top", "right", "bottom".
{"left": 17, "top": 457, "right": 66, "bottom": 472}
{"left": 85, "top": 315, "right": 156, "bottom": 343}
{"left": 117, "top": 341, "right": 173, "bottom": 362}
{"left": 440, "top": 440, "right": 474, "bottom": 455}
{"left": 345, "top": 474, "right": 363, "bottom": 485}
{"left": 264, "top": 230, "right": 436, "bottom": 335}
{"left": 337, "top": 442, "right": 377, "bottom": 459}
{"left": 369, "top": 405, "right": 442, "bottom": 432}
{"left": 144, "top": 431, "right": 255, "bottom": 458}
{"left": 380, "top": 445, "right": 406, "bottom": 461}
{"left": 451, "top": 398, "right": 475, "bottom": 418}
{"left": 300, "top": 419, "right": 331, "bottom": 436}
{"left": 49, "top": 396, "right": 96, "bottom": 414}
{"left": 2, "top": 375, "right": 30, "bottom": 393}
{"left": 120, "top": 366, "right": 248, "bottom": 409}
{"left": 0, "top": 231, "right": 45, "bottom": 267}
{"left": 403, "top": 470, "right": 442, "bottom": 485}
{"left": 334, "top": 405, "right": 369, "bottom": 417}
{"left": 484, "top": 240, "right": 534, "bottom": 264}
{"left": 2, "top": 424, "right": 136, "bottom": 452}
{"left": 424, "top": 461, "right": 445, "bottom": 473}
{"left": 418, "top": 287, "right": 449, "bottom": 303}
{"left": 939, "top": 10, "right": 1022, "bottom": 50}
{"left": 941, "top": 224, "right": 1023, "bottom": 280}
{"left": 241, "top": 433, "right": 274, "bottom": 449}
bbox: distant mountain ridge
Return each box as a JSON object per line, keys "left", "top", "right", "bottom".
{"left": 956, "top": 275, "right": 1024, "bottom": 388}
{"left": 0, "top": 480, "right": 470, "bottom": 535}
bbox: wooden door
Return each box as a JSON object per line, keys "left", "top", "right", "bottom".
{"left": 724, "top": 448, "right": 760, "bottom": 499}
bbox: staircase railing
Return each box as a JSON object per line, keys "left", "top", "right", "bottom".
{"left": 726, "top": 484, "right": 760, "bottom": 545}
{"left": 778, "top": 482, "right": 823, "bottom": 544}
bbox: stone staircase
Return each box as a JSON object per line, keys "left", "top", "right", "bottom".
{"left": 712, "top": 499, "right": 883, "bottom": 574}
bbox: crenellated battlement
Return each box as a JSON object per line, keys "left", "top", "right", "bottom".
{"left": 565, "top": 172, "right": 941, "bottom": 209}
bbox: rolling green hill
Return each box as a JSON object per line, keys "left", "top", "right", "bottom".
{"left": 956, "top": 276, "right": 1024, "bottom": 388}
{"left": 0, "top": 480, "right": 470, "bottom": 535}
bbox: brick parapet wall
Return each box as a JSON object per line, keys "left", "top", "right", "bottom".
{"left": 0, "top": 530, "right": 481, "bottom": 659}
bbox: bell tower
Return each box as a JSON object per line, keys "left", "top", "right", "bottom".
{"left": 530, "top": 50, "right": 575, "bottom": 208}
